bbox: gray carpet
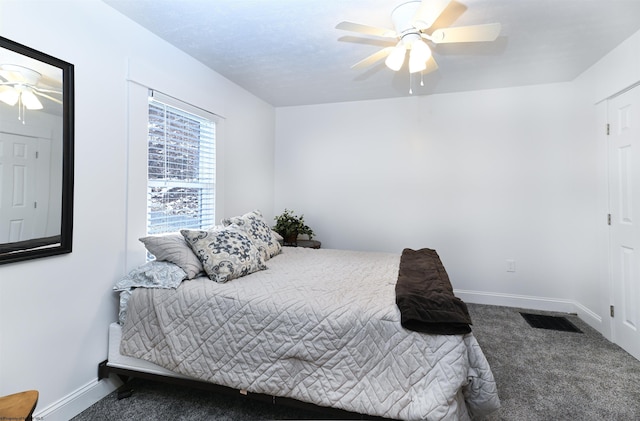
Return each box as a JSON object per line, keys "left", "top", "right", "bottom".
{"left": 73, "top": 304, "right": 640, "bottom": 420}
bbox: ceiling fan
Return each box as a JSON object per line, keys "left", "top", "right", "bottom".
{"left": 0, "top": 64, "right": 62, "bottom": 114}
{"left": 336, "top": 0, "right": 501, "bottom": 77}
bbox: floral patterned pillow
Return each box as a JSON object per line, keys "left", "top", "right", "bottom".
{"left": 221, "top": 210, "right": 281, "bottom": 261}
{"left": 113, "top": 260, "right": 188, "bottom": 325}
{"left": 181, "top": 224, "right": 267, "bottom": 283}
{"left": 113, "top": 260, "right": 187, "bottom": 291}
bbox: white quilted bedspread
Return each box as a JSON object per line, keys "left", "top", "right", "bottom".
{"left": 120, "top": 248, "right": 500, "bottom": 420}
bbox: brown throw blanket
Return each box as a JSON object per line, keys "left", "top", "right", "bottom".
{"left": 395, "top": 248, "right": 472, "bottom": 334}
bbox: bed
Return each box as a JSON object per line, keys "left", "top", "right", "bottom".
{"left": 99, "top": 210, "right": 500, "bottom": 420}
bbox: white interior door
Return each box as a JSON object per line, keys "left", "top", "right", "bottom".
{"left": 0, "top": 132, "right": 49, "bottom": 243}
{"left": 609, "top": 85, "right": 640, "bottom": 360}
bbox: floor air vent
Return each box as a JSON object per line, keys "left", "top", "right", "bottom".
{"left": 520, "top": 312, "right": 583, "bottom": 333}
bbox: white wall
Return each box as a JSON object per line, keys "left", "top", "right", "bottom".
{"left": 0, "top": 0, "right": 275, "bottom": 419}
{"left": 571, "top": 28, "right": 640, "bottom": 338}
{"left": 275, "top": 83, "right": 599, "bottom": 315}
{"left": 274, "top": 27, "right": 640, "bottom": 338}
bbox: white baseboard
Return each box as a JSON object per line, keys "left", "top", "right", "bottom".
{"left": 33, "top": 376, "right": 122, "bottom": 421}
{"left": 455, "top": 289, "right": 605, "bottom": 334}
{"left": 573, "top": 300, "right": 605, "bottom": 333}
{"left": 455, "top": 289, "right": 575, "bottom": 312}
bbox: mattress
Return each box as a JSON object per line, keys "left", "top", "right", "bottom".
{"left": 119, "top": 247, "right": 500, "bottom": 420}
{"left": 108, "top": 322, "right": 192, "bottom": 379}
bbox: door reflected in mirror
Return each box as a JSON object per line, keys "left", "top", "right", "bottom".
{"left": 0, "top": 36, "right": 74, "bottom": 264}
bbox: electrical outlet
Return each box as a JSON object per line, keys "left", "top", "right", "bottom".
{"left": 506, "top": 259, "right": 516, "bottom": 272}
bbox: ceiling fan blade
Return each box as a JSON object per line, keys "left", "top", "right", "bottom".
{"left": 423, "top": 56, "right": 439, "bottom": 75}
{"left": 40, "top": 74, "right": 63, "bottom": 88}
{"left": 32, "top": 86, "right": 62, "bottom": 95}
{"left": 430, "top": 23, "right": 501, "bottom": 44}
{"left": 412, "top": 0, "right": 452, "bottom": 31}
{"left": 351, "top": 47, "right": 394, "bottom": 69}
{"left": 336, "top": 21, "right": 397, "bottom": 38}
{"left": 0, "top": 70, "right": 16, "bottom": 83}
{"left": 0, "top": 70, "right": 25, "bottom": 83}
{"left": 0, "top": 86, "right": 19, "bottom": 106}
{"left": 33, "top": 90, "right": 63, "bottom": 105}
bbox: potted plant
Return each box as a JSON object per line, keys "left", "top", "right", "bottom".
{"left": 273, "top": 209, "right": 314, "bottom": 246}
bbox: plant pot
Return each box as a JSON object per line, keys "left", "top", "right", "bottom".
{"left": 283, "top": 232, "right": 298, "bottom": 246}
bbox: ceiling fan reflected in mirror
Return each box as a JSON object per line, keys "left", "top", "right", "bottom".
{"left": 336, "top": 0, "right": 501, "bottom": 88}
{"left": 0, "top": 64, "right": 62, "bottom": 123}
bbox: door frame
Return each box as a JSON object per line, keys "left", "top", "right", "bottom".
{"left": 604, "top": 80, "right": 640, "bottom": 346}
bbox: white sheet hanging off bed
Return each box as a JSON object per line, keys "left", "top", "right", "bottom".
{"left": 120, "top": 247, "right": 500, "bottom": 420}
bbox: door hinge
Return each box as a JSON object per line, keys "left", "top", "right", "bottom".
{"left": 35, "top": 151, "right": 39, "bottom": 159}
{"left": 606, "top": 123, "right": 610, "bottom": 135}
{"left": 610, "top": 305, "right": 615, "bottom": 317}
{"left": 34, "top": 201, "right": 37, "bottom": 209}
{"left": 607, "top": 214, "right": 611, "bottom": 225}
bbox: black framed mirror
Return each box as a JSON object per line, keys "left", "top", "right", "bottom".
{"left": 0, "top": 36, "right": 74, "bottom": 265}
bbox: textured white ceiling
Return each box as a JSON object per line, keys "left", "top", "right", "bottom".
{"left": 103, "top": 0, "right": 640, "bottom": 107}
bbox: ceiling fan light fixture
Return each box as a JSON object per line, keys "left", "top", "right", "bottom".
{"left": 408, "top": 39, "right": 431, "bottom": 73}
{"left": 20, "top": 88, "right": 43, "bottom": 110}
{"left": 385, "top": 42, "right": 406, "bottom": 71}
{"left": 0, "top": 87, "right": 19, "bottom": 106}
{"left": 338, "top": 0, "right": 501, "bottom": 88}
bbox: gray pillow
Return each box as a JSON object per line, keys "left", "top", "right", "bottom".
{"left": 181, "top": 224, "right": 266, "bottom": 283}
{"left": 221, "top": 210, "right": 281, "bottom": 261}
{"left": 139, "top": 232, "right": 204, "bottom": 279}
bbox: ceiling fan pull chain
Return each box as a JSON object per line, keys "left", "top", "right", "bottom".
{"left": 420, "top": 71, "right": 424, "bottom": 87}
{"left": 409, "top": 72, "right": 413, "bottom": 95}
{"left": 18, "top": 93, "right": 24, "bottom": 123}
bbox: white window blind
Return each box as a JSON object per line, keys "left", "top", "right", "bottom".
{"left": 147, "top": 91, "right": 216, "bottom": 235}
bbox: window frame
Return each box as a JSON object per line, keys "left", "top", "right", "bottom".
{"left": 146, "top": 90, "right": 218, "bottom": 236}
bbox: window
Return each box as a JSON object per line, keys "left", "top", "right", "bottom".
{"left": 147, "top": 92, "right": 216, "bottom": 235}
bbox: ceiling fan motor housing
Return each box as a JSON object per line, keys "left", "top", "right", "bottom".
{"left": 391, "top": 1, "right": 422, "bottom": 35}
